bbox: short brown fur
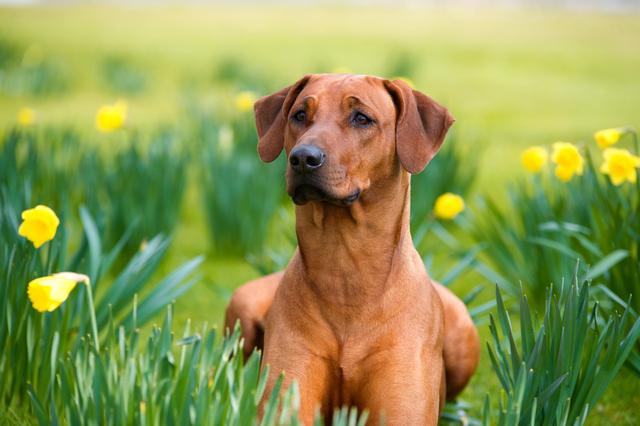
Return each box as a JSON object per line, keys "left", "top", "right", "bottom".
{"left": 225, "top": 74, "right": 479, "bottom": 425}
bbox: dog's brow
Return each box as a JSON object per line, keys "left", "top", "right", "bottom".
{"left": 345, "top": 95, "right": 364, "bottom": 106}
{"left": 301, "top": 96, "right": 317, "bottom": 110}
{"left": 344, "top": 95, "right": 378, "bottom": 115}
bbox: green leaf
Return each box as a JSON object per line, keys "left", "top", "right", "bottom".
{"left": 79, "top": 206, "right": 102, "bottom": 283}
{"left": 27, "top": 384, "right": 49, "bottom": 426}
{"left": 584, "top": 250, "right": 629, "bottom": 281}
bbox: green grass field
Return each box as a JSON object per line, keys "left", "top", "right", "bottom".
{"left": 2, "top": 4, "right": 640, "bottom": 424}
{"left": 2, "top": 5, "right": 640, "bottom": 189}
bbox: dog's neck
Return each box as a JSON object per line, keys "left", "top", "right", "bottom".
{"left": 294, "top": 170, "right": 416, "bottom": 307}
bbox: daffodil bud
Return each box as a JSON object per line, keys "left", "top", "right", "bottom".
{"left": 96, "top": 100, "right": 127, "bottom": 132}
{"left": 594, "top": 128, "right": 625, "bottom": 149}
{"left": 18, "top": 205, "right": 60, "bottom": 248}
{"left": 434, "top": 193, "right": 465, "bottom": 220}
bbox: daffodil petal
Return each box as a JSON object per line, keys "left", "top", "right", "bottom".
{"left": 27, "top": 275, "right": 81, "bottom": 313}
{"left": 18, "top": 206, "right": 59, "bottom": 249}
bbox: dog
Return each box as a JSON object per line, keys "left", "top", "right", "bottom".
{"left": 225, "top": 74, "right": 480, "bottom": 425}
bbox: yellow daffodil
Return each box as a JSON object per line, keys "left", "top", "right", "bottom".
{"left": 96, "top": 100, "right": 127, "bottom": 132}
{"left": 434, "top": 193, "right": 465, "bottom": 220}
{"left": 391, "top": 76, "right": 415, "bottom": 88}
{"left": 234, "top": 91, "right": 256, "bottom": 112}
{"left": 18, "top": 107, "right": 36, "bottom": 126}
{"left": 18, "top": 205, "right": 60, "bottom": 248}
{"left": 521, "top": 146, "right": 548, "bottom": 173}
{"left": 27, "top": 272, "right": 89, "bottom": 312}
{"left": 594, "top": 128, "right": 625, "bottom": 149}
{"left": 600, "top": 148, "right": 640, "bottom": 186}
{"left": 551, "top": 142, "right": 584, "bottom": 182}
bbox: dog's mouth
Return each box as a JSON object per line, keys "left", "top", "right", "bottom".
{"left": 291, "top": 184, "right": 361, "bottom": 206}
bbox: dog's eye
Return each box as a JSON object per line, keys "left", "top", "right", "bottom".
{"left": 352, "top": 112, "right": 373, "bottom": 128}
{"left": 292, "top": 110, "right": 306, "bottom": 123}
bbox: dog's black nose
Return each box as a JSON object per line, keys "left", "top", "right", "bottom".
{"left": 289, "top": 144, "right": 325, "bottom": 173}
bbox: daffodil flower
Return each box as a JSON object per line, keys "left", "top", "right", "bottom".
{"left": 434, "top": 193, "right": 465, "bottom": 220}
{"left": 594, "top": 128, "right": 625, "bottom": 149}
{"left": 600, "top": 148, "right": 640, "bottom": 186}
{"left": 521, "top": 146, "right": 548, "bottom": 173}
{"left": 27, "top": 272, "right": 89, "bottom": 312}
{"left": 18, "top": 205, "right": 60, "bottom": 248}
{"left": 27, "top": 272, "right": 100, "bottom": 349}
{"left": 18, "top": 107, "right": 36, "bottom": 127}
{"left": 96, "top": 100, "right": 127, "bottom": 132}
{"left": 234, "top": 91, "right": 257, "bottom": 113}
{"left": 552, "top": 142, "right": 584, "bottom": 182}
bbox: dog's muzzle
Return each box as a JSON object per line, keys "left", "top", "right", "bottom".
{"left": 290, "top": 179, "right": 361, "bottom": 206}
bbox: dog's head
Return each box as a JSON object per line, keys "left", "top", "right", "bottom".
{"left": 254, "top": 74, "right": 454, "bottom": 206}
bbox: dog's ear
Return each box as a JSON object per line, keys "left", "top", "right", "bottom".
{"left": 384, "top": 79, "right": 455, "bottom": 174}
{"left": 254, "top": 75, "right": 312, "bottom": 163}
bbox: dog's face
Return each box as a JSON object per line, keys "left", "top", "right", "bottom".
{"left": 254, "top": 74, "right": 454, "bottom": 206}
{"left": 283, "top": 75, "right": 399, "bottom": 205}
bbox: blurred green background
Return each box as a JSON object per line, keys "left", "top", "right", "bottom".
{"left": 2, "top": 3, "right": 640, "bottom": 424}
{"left": 2, "top": 4, "right": 640, "bottom": 188}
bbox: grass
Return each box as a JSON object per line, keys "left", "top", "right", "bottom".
{"left": 2, "top": 5, "right": 640, "bottom": 189}
{"left": 1, "top": 3, "right": 639, "bottom": 424}
{"left": 485, "top": 279, "right": 640, "bottom": 424}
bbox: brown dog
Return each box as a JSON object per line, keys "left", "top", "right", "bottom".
{"left": 225, "top": 74, "right": 479, "bottom": 424}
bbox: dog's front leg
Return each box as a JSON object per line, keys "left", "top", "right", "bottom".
{"left": 260, "top": 334, "right": 334, "bottom": 425}
{"left": 354, "top": 349, "right": 444, "bottom": 425}
{"left": 224, "top": 272, "right": 282, "bottom": 358}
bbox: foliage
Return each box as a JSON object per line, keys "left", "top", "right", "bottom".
{"left": 0, "top": 42, "right": 67, "bottom": 96}
{"left": 410, "top": 134, "right": 479, "bottom": 231}
{"left": 0, "top": 193, "right": 201, "bottom": 410}
{"left": 0, "top": 128, "right": 188, "bottom": 254}
{"left": 30, "top": 307, "right": 288, "bottom": 425}
{"left": 413, "top": 222, "right": 494, "bottom": 325}
{"left": 0, "top": 37, "right": 22, "bottom": 69}
{"left": 483, "top": 272, "right": 640, "bottom": 425}
{"left": 384, "top": 49, "right": 419, "bottom": 80}
{"left": 212, "top": 56, "right": 271, "bottom": 92}
{"left": 246, "top": 207, "right": 296, "bottom": 275}
{"left": 470, "top": 150, "right": 640, "bottom": 309}
{"left": 440, "top": 400, "right": 481, "bottom": 426}
{"left": 100, "top": 55, "right": 148, "bottom": 95}
{"left": 31, "top": 303, "right": 369, "bottom": 426}
{"left": 0, "top": 128, "right": 83, "bottom": 213}
{"left": 91, "top": 130, "right": 188, "bottom": 252}
{"left": 199, "top": 114, "right": 286, "bottom": 256}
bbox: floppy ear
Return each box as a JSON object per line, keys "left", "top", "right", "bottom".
{"left": 384, "top": 79, "right": 455, "bottom": 174}
{"left": 254, "top": 75, "right": 311, "bottom": 163}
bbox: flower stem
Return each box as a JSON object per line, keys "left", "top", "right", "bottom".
{"left": 85, "top": 282, "right": 100, "bottom": 351}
